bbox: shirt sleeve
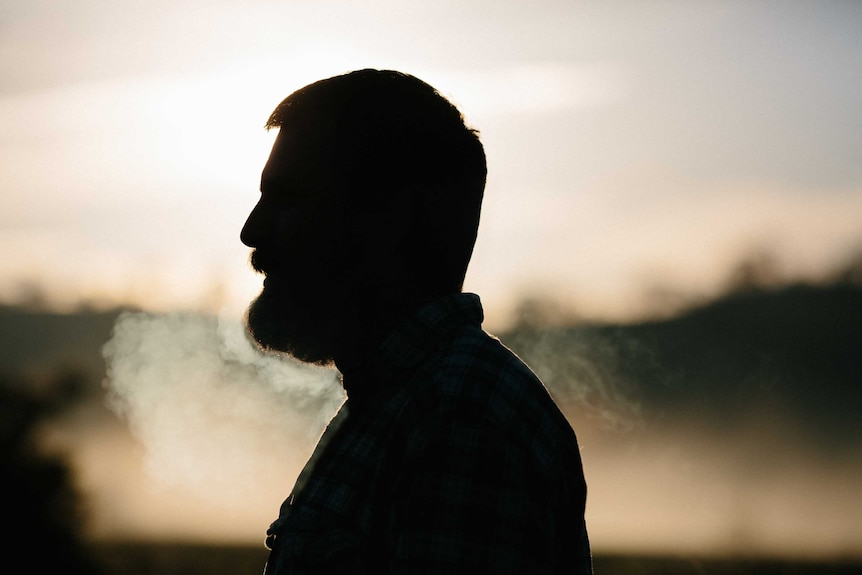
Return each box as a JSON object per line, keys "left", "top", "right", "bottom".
{"left": 384, "top": 413, "right": 585, "bottom": 574}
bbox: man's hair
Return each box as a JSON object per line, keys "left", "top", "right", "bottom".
{"left": 266, "top": 69, "right": 487, "bottom": 297}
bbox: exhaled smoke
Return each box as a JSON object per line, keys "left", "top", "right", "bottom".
{"left": 101, "top": 311, "right": 344, "bottom": 502}
{"left": 506, "top": 325, "right": 648, "bottom": 431}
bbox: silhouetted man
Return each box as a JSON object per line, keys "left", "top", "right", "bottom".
{"left": 242, "top": 69, "right": 592, "bottom": 574}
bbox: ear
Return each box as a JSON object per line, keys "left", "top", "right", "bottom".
{"left": 340, "top": 185, "right": 418, "bottom": 283}
{"left": 361, "top": 185, "right": 420, "bottom": 249}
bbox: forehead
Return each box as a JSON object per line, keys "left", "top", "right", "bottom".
{"left": 260, "top": 112, "right": 339, "bottom": 193}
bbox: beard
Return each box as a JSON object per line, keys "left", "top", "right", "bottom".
{"left": 245, "top": 276, "right": 342, "bottom": 367}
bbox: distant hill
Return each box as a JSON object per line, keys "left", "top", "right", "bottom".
{"left": 0, "top": 305, "right": 124, "bottom": 389}
{"left": 2, "top": 282, "right": 860, "bottom": 453}
{"left": 505, "top": 282, "right": 862, "bottom": 454}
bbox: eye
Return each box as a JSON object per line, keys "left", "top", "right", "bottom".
{"left": 259, "top": 188, "right": 297, "bottom": 209}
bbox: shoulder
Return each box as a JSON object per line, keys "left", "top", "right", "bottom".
{"left": 398, "top": 324, "right": 582, "bottom": 476}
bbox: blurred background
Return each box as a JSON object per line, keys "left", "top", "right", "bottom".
{"left": 2, "top": 1, "right": 861, "bottom": 573}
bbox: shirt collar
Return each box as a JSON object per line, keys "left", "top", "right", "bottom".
{"left": 340, "top": 292, "right": 484, "bottom": 405}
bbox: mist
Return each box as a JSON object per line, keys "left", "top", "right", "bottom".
{"left": 506, "top": 280, "right": 862, "bottom": 559}
{"left": 101, "top": 311, "right": 343, "bottom": 506}
{"left": 5, "top": 275, "right": 852, "bottom": 558}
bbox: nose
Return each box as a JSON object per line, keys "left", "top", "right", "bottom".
{"left": 240, "top": 200, "right": 264, "bottom": 248}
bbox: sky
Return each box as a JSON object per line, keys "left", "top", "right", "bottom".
{"left": 2, "top": 1, "right": 862, "bottom": 328}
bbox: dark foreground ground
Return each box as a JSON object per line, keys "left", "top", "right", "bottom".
{"left": 89, "top": 543, "right": 862, "bottom": 575}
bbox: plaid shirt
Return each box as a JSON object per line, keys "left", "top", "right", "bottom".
{"left": 264, "top": 293, "right": 592, "bottom": 574}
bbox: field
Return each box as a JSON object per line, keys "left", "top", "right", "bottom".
{"left": 89, "top": 543, "right": 862, "bottom": 575}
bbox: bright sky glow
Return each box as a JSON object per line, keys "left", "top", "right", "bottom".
{"left": 3, "top": 1, "right": 862, "bottom": 327}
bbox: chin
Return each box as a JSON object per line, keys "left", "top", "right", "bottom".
{"left": 245, "top": 288, "right": 336, "bottom": 367}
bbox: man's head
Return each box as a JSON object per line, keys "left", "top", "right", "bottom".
{"left": 241, "top": 69, "right": 487, "bottom": 365}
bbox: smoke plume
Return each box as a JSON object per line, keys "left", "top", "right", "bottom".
{"left": 101, "top": 311, "right": 344, "bottom": 503}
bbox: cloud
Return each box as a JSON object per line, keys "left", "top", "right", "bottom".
{"left": 432, "top": 61, "right": 627, "bottom": 120}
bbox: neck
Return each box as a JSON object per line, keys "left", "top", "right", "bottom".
{"left": 332, "top": 287, "right": 438, "bottom": 375}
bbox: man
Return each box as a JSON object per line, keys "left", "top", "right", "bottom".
{"left": 241, "top": 69, "right": 592, "bottom": 574}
